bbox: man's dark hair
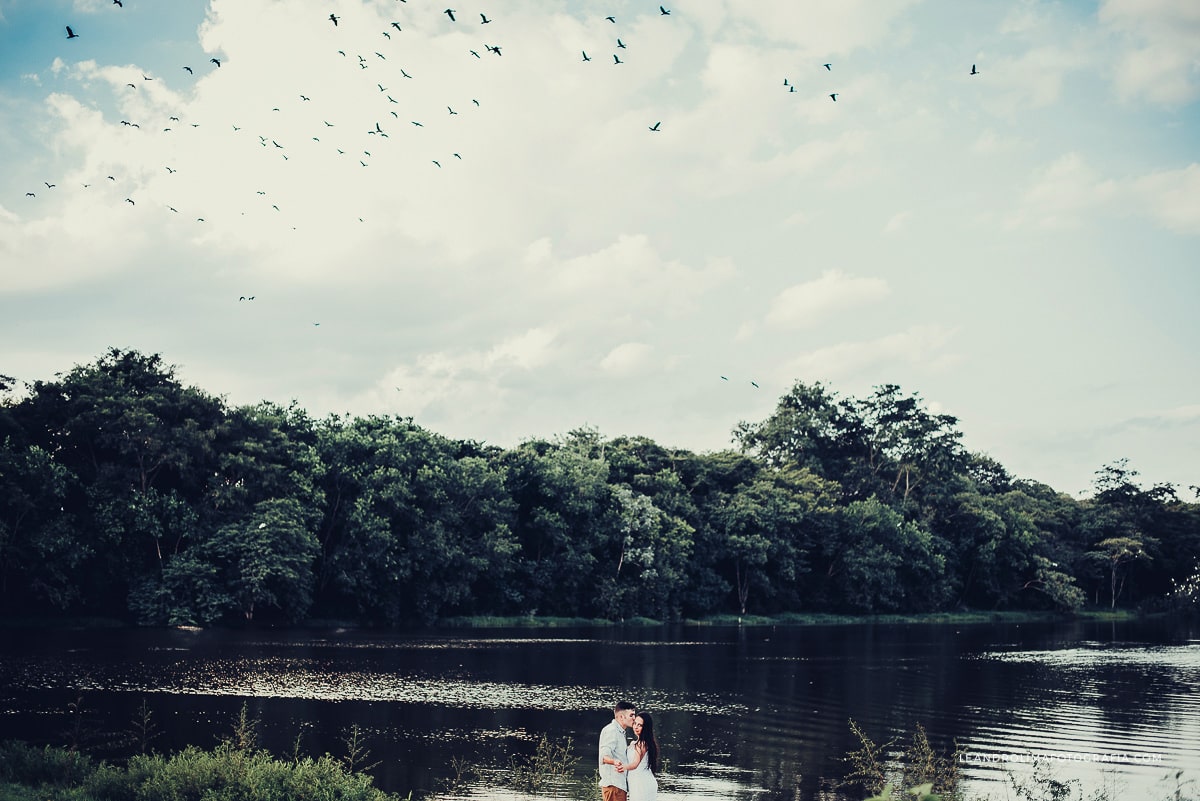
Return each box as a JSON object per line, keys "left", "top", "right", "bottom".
{"left": 614, "top": 700, "right": 637, "bottom": 713}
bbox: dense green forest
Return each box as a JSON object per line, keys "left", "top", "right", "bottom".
{"left": 1, "top": 348, "right": 1197, "bottom": 626}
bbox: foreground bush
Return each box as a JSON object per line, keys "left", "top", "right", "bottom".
{"left": 0, "top": 740, "right": 408, "bottom": 801}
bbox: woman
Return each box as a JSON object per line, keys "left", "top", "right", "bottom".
{"left": 625, "top": 711, "right": 659, "bottom": 801}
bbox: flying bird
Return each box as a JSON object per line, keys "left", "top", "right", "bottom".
{"left": 25, "top": 192, "right": 35, "bottom": 197}
{"left": 649, "top": 121, "right": 660, "bottom": 131}
{"left": 469, "top": 49, "right": 481, "bottom": 58}
{"left": 480, "top": 13, "right": 491, "bottom": 23}
{"left": 605, "top": 15, "right": 616, "bottom": 23}
{"left": 44, "top": 182, "right": 55, "bottom": 188}
{"left": 411, "top": 120, "right": 423, "bottom": 126}
{"left": 448, "top": 106, "right": 457, "bottom": 114}
{"left": 125, "top": 198, "right": 135, "bottom": 204}
{"left": 391, "top": 22, "right": 402, "bottom": 30}
{"left": 432, "top": 160, "right": 441, "bottom": 167}
{"left": 210, "top": 58, "right": 221, "bottom": 67}
{"left": 970, "top": 64, "right": 978, "bottom": 75}
{"left": 617, "top": 38, "right": 626, "bottom": 48}
{"left": 486, "top": 44, "right": 502, "bottom": 55}
{"left": 751, "top": 381, "right": 759, "bottom": 388}
{"left": 823, "top": 63, "right": 831, "bottom": 70}
{"left": 382, "top": 31, "right": 390, "bottom": 39}
{"left": 113, "top": 0, "right": 122, "bottom": 6}
{"left": 65, "top": 25, "right": 79, "bottom": 39}
{"left": 329, "top": 13, "right": 339, "bottom": 25}
{"left": 444, "top": 8, "right": 456, "bottom": 21}
{"left": 613, "top": 54, "right": 623, "bottom": 64}
{"left": 660, "top": 5, "right": 670, "bottom": 14}
{"left": 582, "top": 50, "right": 591, "bottom": 61}
{"left": 401, "top": 68, "right": 412, "bottom": 78}
{"left": 183, "top": 66, "right": 193, "bottom": 73}
{"left": 830, "top": 93, "right": 838, "bottom": 100}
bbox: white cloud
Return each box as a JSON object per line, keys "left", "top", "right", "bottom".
{"left": 1100, "top": 0, "right": 1200, "bottom": 105}
{"left": 778, "top": 324, "right": 959, "bottom": 384}
{"left": 1131, "top": 163, "right": 1200, "bottom": 235}
{"left": 600, "top": 342, "right": 654, "bottom": 376}
{"left": 1008, "top": 153, "right": 1117, "bottom": 230}
{"left": 765, "top": 270, "right": 889, "bottom": 329}
{"left": 883, "top": 211, "right": 910, "bottom": 233}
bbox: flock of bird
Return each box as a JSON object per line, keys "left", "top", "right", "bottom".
{"left": 22, "top": 3, "right": 978, "bottom": 362}
{"left": 26, "top": 4, "right": 871, "bottom": 216}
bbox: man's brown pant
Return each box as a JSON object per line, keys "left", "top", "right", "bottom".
{"left": 602, "top": 786, "right": 627, "bottom": 801}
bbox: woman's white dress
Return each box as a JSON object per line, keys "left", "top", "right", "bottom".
{"left": 626, "top": 742, "right": 658, "bottom": 801}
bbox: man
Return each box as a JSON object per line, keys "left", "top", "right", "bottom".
{"left": 599, "top": 700, "right": 637, "bottom": 801}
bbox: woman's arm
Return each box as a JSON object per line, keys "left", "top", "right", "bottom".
{"left": 625, "top": 741, "right": 646, "bottom": 769}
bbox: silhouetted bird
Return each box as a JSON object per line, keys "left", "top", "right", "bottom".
{"left": 211, "top": 58, "right": 221, "bottom": 67}
{"left": 25, "top": 192, "right": 35, "bottom": 197}
{"left": 66, "top": 25, "right": 79, "bottom": 39}
{"left": 329, "top": 13, "right": 339, "bottom": 25}
{"left": 125, "top": 198, "right": 135, "bottom": 204}
{"left": 970, "top": 64, "right": 978, "bottom": 75}
{"left": 582, "top": 51, "right": 591, "bottom": 61}
{"left": 829, "top": 93, "right": 838, "bottom": 100}
{"left": 487, "top": 44, "right": 502, "bottom": 55}
{"left": 432, "top": 160, "right": 441, "bottom": 167}
{"left": 392, "top": 22, "right": 402, "bottom": 30}
{"left": 823, "top": 63, "right": 831, "bottom": 70}
{"left": 751, "top": 381, "right": 759, "bottom": 388}
{"left": 660, "top": 5, "right": 670, "bottom": 14}
{"left": 649, "top": 121, "right": 660, "bottom": 131}
{"left": 444, "top": 8, "right": 456, "bottom": 21}
{"left": 470, "top": 49, "right": 480, "bottom": 57}
{"left": 45, "top": 182, "right": 55, "bottom": 188}
{"left": 606, "top": 15, "right": 616, "bottom": 23}
{"left": 113, "top": 0, "right": 122, "bottom": 6}
{"left": 401, "top": 69, "right": 412, "bottom": 78}
{"left": 183, "top": 66, "right": 193, "bottom": 73}
{"left": 613, "top": 54, "right": 623, "bottom": 64}
{"left": 617, "top": 38, "right": 626, "bottom": 48}
{"left": 480, "top": 13, "right": 491, "bottom": 23}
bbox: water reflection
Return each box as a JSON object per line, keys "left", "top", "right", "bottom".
{"left": 0, "top": 620, "right": 1197, "bottom": 800}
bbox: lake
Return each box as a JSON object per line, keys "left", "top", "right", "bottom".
{"left": 1, "top": 618, "right": 1198, "bottom": 800}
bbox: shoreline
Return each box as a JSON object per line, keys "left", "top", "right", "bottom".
{"left": 0, "top": 608, "right": 1164, "bottom": 631}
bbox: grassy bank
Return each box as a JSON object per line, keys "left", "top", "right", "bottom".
{"left": 0, "top": 739, "right": 410, "bottom": 801}
{"left": 441, "top": 608, "right": 1156, "bottom": 628}
{"left": 0, "top": 608, "right": 1162, "bottom": 632}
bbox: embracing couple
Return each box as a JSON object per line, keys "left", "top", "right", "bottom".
{"left": 598, "top": 700, "right": 659, "bottom": 801}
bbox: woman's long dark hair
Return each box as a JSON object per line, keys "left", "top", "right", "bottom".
{"left": 636, "top": 712, "right": 660, "bottom": 775}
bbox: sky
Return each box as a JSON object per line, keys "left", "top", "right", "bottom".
{"left": 1, "top": 0, "right": 1197, "bottom": 499}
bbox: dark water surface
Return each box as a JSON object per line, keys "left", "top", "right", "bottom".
{"left": 1, "top": 618, "right": 1198, "bottom": 800}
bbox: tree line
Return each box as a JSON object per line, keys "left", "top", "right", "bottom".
{"left": 1, "top": 348, "right": 1197, "bottom": 626}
